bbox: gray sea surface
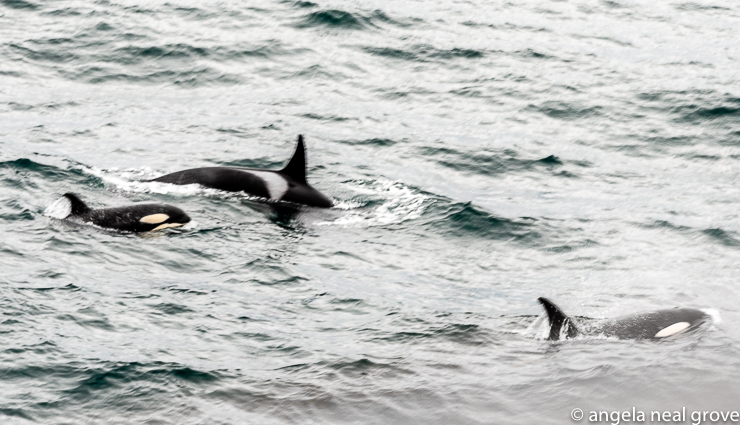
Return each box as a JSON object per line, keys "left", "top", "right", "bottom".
{"left": 1, "top": 0, "right": 740, "bottom": 424}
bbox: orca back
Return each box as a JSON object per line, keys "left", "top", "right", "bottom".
{"left": 148, "top": 135, "right": 333, "bottom": 208}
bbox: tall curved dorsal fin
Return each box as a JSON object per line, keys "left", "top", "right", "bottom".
{"left": 63, "top": 193, "right": 91, "bottom": 215}
{"left": 538, "top": 297, "right": 579, "bottom": 341}
{"left": 280, "top": 135, "right": 307, "bottom": 184}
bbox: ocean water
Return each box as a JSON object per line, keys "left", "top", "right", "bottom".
{"left": 1, "top": 0, "right": 740, "bottom": 424}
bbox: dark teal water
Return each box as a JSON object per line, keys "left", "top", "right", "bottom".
{"left": 2, "top": 1, "right": 740, "bottom": 424}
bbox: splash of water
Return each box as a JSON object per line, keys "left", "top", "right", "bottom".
{"left": 317, "top": 180, "right": 433, "bottom": 227}
{"left": 43, "top": 195, "right": 72, "bottom": 219}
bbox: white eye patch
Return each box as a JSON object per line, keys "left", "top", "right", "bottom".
{"left": 140, "top": 214, "right": 169, "bottom": 224}
{"left": 655, "top": 322, "right": 690, "bottom": 338}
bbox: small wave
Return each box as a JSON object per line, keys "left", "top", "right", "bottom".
{"left": 1, "top": 0, "right": 38, "bottom": 10}
{"left": 677, "top": 105, "right": 740, "bottom": 123}
{"left": 0, "top": 158, "right": 99, "bottom": 188}
{"left": 702, "top": 228, "right": 740, "bottom": 248}
{"left": 293, "top": 8, "right": 412, "bottom": 31}
{"left": 40, "top": 7, "right": 82, "bottom": 16}
{"left": 516, "top": 48, "right": 554, "bottom": 60}
{"left": 0, "top": 198, "right": 34, "bottom": 221}
{"left": 679, "top": 153, "right": 721, "bottom": 162}
{"left": 423, "top": 202, "right": 541, "bottom": 243}
{"left": 538, "top": 155, "right": 562, "bottom": 165}
{"left": 334, "top": 138, "right": 397, "bottom": 147}
{"left": 641, "top": 94, "right": 740, "bottom": 126}
{"left": 0, "top": 408, "right": 32, "bottom": 421}
{"left": 228, "top": 41, "right": 309, "bottom": 59}
{"left": 461, "top": 21, "right": 551, "bottom": 33}
{"left": 675, "top": 2, "right": 730, "bottom": 11}
{"left": 294, "top": 9, "right": 369, "bottom": 30}
{"left": 327, "top": 358, "right": 411, "bottom": 377}
{"left": 57, "top": 313, "right": 115, "bottom": 331}
{"left": 289, "top": 64, "right": 346, "bottom": 80}
{"left": 151, "top": 303, "right": 195, "bottom": 315}
{"left": 418, "top": 46, "right": 484, "bottom": 60}
{"left": 169, "top": 6, "right": 219, "bottom": 21}
{"left": 381, "top": 323, "right": 494, "bottom": 346}
{"left": 300, "top": 113, "right": 356, "bottom": 122}
{"left": 6, "top": 100, "right": 78, "bottom": 112}
{"left": 290, "top": 1, "right": 318, "bottom": 9}
{"left": 362, "top": 45, "right": 484, "bottom": 63}
{"left": 113, "top": 44, "right": 210, "bottom": 61}
{"left": 569, "top": 33, "right": 633, "bottom": 47}
{"left": 526, "top": 101, "right": 602, "bottom": 121}
{"left": 63, "top": 362, "right": 221, "bottom": 398}
{"left": 417, "top": 146, "right": 565, "bottom": 177}
{"left": 0, "top": 70, "right": 23, "bottom": 78}
{"left": 642, "top": 135, "right": 694, "bottom": 147}
{"left": 75, "top": 67, "right": 242, "bottom": 86}
{"left": 641, "top": 220, "right": 691, "bottom": 232}
{"left": 3, "top": 340, "right": 58, "bottom": 356}
{"left": 9, "top": 43, "right": 78, "bottom": 63}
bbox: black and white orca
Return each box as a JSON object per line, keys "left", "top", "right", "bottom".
{"left": 48, "top": 193, "right": 191, "bottom": 233}
{"left": 149, "top": 135, "right": 333, "bottom": 208}
{"left": 538, "top": 297, "right": 710, "bottom": 341}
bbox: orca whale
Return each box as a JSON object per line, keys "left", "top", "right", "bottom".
{"left": 538, "top": 297, "right": 710, "bottom": 341}
{"left": 149, "top": 135, "right": 333, "bottom": 208}
{"left": 48, "top": 193, "right": 191, "bottom": 233}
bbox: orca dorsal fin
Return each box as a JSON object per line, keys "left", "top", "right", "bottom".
{"left": 280, "top": 135, "right": 307, "bottom": 184}
{"left": 538, "top": 297, "right": 579, "bottom": 341}
{"left": 63, "top": 193, "right": 91, "bottom": 215}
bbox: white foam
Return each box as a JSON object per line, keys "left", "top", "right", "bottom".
{"left": 44, "top": 196, "right": 72, "bottom": 219}
{"left": 520, "top": 312, "right": 550, "bottom": 339}
{"left": 182, "top": 220, "right": 198, "bottom": 230}
{"left": 316, "top": 180, "right": 432, "bottom": 228}
{"left": 83, "top": 166, "right": 222, "bottom": 197}
{"left": 702, "top": 308, "right": 721, "bottom": 325}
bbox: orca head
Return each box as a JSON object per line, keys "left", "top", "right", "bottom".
{"left": 137, "top": 205, "right": 191, "bottom": 232}
{"left": 598, "top": 308, "right": 710, "bottom": 340}
{"left": 538, "top": 297, "right": 579, "bottom": 341}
